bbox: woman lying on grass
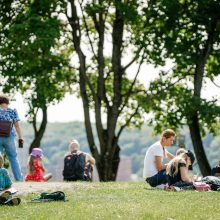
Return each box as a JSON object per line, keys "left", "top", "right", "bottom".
{"left": 166, "top": 150, "right": 196, "bottom": 190}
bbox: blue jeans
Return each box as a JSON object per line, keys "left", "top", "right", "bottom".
{"left": 0, "top": 135, "right": 23, "bottom": 181}
{"left": 146, "top": 169, "right": 167, "bottom": 187}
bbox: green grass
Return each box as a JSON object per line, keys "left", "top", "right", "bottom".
{"left": 0, "top": 182, "right": 220, "bottom": 220}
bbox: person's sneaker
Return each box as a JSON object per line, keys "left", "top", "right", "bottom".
{"left": 155, "top": 184, "right": 166, "bottom": 190}
{"left": 165, "top": 186, "right": 182, "bottom": 192}
{"left": 173, "top": 186, "right": 182, "bottom": 192}
{"left": 0, "top": 191, "right": 12, "bottom": 204}
{"left": 4, "top": 197, "right": 21, "bottom": 206}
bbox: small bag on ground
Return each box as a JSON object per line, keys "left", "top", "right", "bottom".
{"left": 193, "top": 182, "right": 211, "bottom": 192}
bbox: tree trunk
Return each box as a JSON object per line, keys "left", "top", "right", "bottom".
{"left": 96, "top": 142, "right": 120, "bottom": 181}
{"left": 189, "top": 19, "right": 217, "bottom": 176}
{"left": 111, "top": 144, "right": 121, "bottom": 180}
{"left": 188, "top": 113, "right": 211, "bottom": 176}
{"left": 67, "top": 0, "right": 135, "bottom": 181}
{"left": 29, "top": 106, "right": 47, "bottom": 153}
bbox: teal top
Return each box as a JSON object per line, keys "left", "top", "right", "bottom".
{"left": 0, "top": 168, "right": 12, "bottom": 190}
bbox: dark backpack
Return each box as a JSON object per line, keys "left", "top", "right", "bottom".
{"left": 31, "top": 191, "right": 66, "bottom": 202}
{"left": 202, "top": 176, "right": 220, "bottom": 191}
{"left": 211, "top": 165, "right": 220, "bottom": 176}
{"left": 63, "top": 152, "right": 86, "bottom": 181}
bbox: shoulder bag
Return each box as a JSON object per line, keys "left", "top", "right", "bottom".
{"left": 0, "top": 110, "right": 12, "bottom": 137}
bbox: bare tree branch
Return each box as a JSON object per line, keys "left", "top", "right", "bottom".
{"left": 68, "top": 0, "right": 100, "bottom": 160}
{"left": 116, "top": 105, "right": 140, "bottom": 139}
{"left": 103, "top": 0, "right": 112, "bottom": 24}
{"left": 210, "top": 78, "right": 220, "bottom": 88}
{"left": 78, "top": 0, "right": 98, "bottom": 60}
{"left": 119, "top": 55, "right": 144, "bottom": 114}
{"left": 194, "top": 19, "right": 217, "bottom": 97}
{"left": 122, "top": 46, "right": 144, "bottom": 71}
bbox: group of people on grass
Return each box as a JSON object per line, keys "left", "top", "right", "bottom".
{"left": 1, "top": 94, "right": 220, "bottom": 197}
{"left": 143, "top": 129, "right": 220, "bottom": 191}
{"left": 0, "top": 137, "right": 95, "bottom": 205}
{"left": 0, "top": 94, "right": 96, "bottom": 192}
{"left": 0, "top": 139, "right": 95, "bottom": 186}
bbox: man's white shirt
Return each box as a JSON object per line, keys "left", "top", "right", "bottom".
{"left": 143, "top": 141, "right": 168, "bottom": 179}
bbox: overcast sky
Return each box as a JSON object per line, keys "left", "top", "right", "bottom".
{"left": 10, "top": 63, "right": 220, "bottom": 123}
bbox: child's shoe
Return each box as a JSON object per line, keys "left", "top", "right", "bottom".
{"left": 0, "top": 191, "right": 12, "bottom": 204}
{"left": 4, "top": 197, "right": 21, "bottom": 206}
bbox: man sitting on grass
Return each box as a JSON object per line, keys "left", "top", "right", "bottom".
{"left": 63, "top": 139, "right": 96, "bottom": 181}
{"left": 143, "top": 129, "right": 175, "bottom": 188}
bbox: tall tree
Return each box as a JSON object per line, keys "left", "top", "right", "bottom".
{"left": 0, "top": 0, "right": 73, "bottom": 153}
{"left": 140, "top": 0, "right": 220, "bottom": 175}
{"left": 66, "top": 0, "right": 146, "bottom": 181}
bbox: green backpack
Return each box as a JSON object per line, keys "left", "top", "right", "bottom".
{"left": 31, "top": 191, "right": 66, "bottom": 202}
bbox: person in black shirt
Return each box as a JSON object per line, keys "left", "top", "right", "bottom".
{"left": 211, "top": 163, "right": 220, "bottom": 177}
{"left": 166, "top": 150, "right": 195, "bottom": 189}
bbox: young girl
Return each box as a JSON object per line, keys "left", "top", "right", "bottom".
{"left": 25, "top": 148, "right": 52, "bottom": 182}
{"left": 0, "top": 153, "right": 12, "bottom": 191}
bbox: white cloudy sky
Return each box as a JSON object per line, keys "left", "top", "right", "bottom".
{"left": 10, "top": 63, "right": 220, "bottom": 122}
{"left": 9, "top": 62, "right": 160, "bottom": 122}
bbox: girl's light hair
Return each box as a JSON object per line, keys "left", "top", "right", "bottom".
{"left": 166, "top": 153, "right": 188, "bottom": 176}
{"left": 176, "top": 148, "right": 187, "bottom": 156}
{"left": 0, "top": 154, "right": 4, "bottom": 168}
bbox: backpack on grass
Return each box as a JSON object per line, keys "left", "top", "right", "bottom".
{"left": 31, "top": 191, "right": 66, "bottom": 203}
{"left": 202, "top": 176, "right": 220, "bottom": 191}
{"left": 63, "top": 152, "right": 86, "bottom": 181}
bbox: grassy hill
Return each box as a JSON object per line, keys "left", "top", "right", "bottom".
{"left": 1, "top": 182, "right": 220, "bottom": 220}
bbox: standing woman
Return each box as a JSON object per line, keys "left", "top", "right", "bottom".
{"left": 0, "top": 95, "right": 23, "bottom": 181}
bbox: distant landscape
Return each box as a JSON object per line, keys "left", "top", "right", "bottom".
{"left": 15, "top": 121, "right": 220, "bottom": 181}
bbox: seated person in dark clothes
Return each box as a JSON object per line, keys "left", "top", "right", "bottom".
{"left": 166, "top": 150, "right": 196, "bottom": 188}
{"left": 211, "top": 163, "right": 220, "bottom": 177}
{"left": 63, "top": 139, "right": 95, "bottom": 181}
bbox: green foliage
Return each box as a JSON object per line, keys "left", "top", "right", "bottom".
{"left": 138, "top": 0, "right": 220, "bottom": 136}
{"left": 85, "top": 1, "right": 108, "bottom": 15}
{"left": 0, "top": 0, "right": 73, "bottom": 122}
{"left": 140, "top": 74, "right": 220, "bottom": 135}
{"left": 64, "top": 0, "right": 149, "bottom": 135}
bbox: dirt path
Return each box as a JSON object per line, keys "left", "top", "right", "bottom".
{"left": 13, "top": 181, "right": 77, "bottom": 195}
